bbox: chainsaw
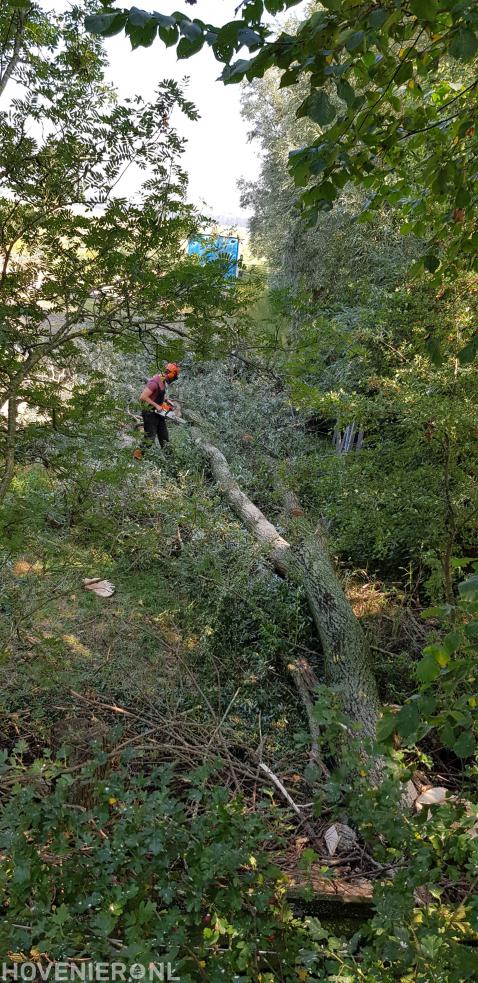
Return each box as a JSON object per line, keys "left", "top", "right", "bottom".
{"left": 154, "top": 401, "right": 188, "bottom": 425}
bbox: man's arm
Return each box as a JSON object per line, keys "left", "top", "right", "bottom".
{"left": 140, "top": 385, "right": 166, "bottom": 412}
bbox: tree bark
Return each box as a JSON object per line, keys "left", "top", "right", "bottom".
{"left": 0, "top": 348, "right": 43, "bottom": 504}
{"left": 184, "top": 413, "right": 380, "bottom": 747}
{"left": 0, "top": 9, "right": 29, "bottom": 99}
{"left": 0, "top": 395, "right": 18, "bottom": 503}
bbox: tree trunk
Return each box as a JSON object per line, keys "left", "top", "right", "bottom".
{"left": 0, "top": 395, "right": 18, "bottom": 503}
{"left": 289, "top": 537, "right": 379, "bottom": 743}
{"left": 0, "top": 10, "right": 27, "bottom": 100}
{"left": 184, "top": 415, "right": 380, "bottom": 747}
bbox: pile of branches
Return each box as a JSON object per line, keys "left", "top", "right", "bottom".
{"left": 0, "top": 680, "right": 388, "bottom": 905}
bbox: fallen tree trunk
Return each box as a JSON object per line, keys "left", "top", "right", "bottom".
{"left": 183, "top": 413, "right": 380, "bottom": 748}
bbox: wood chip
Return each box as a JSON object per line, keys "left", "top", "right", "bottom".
{"left": 83, "top": 578, "right": 115, "bottom": 598}
{"left": 325, "top": 825, "right": 340, "bottom": 856}
{"left": 324, "top": 823, "right": 357, "bottom": 856}
{"left": 402, "top": 779, "right": 419, "bottom": 809}
{"left": 415, "top": 786, "right": 448, "bottom": 811}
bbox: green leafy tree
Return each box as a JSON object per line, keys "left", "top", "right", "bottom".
{"left": 87, "top": 2, "right": 478, "bottom": 277}
{"left": 0, "top": 3, "right": 245, "bottom": 502}
{"left": 235, "top": 46, "right": 478, "bottom": 603}
{"left": 239, "top": 61, "right": 416, "bottom": 304}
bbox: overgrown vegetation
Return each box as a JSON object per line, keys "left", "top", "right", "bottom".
{"left": 1, "top": 0, "right": 478, "bottom": 979}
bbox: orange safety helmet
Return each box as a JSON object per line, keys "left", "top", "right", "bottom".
{"left": 164, "top": 362, "right": 180, "bottom": 382}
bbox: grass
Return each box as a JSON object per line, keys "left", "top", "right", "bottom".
{"left": 0, "top": 446, "right": 310, "bottom": 772}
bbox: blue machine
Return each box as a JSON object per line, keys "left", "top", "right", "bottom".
{"left": 187, "top": 234, "right": 240, "bottom": 279}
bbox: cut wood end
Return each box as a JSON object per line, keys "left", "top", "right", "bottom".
{"left": 415, "top": 786, "right": 448, "bottom": 811}
{"left": 83, "top": 578, "right": 115, "bottom": 598}
{"left": 324, "top": 823, "right": 358, "bottom": 856}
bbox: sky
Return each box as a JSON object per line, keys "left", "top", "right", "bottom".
{"left": 46, "top": 0, "right": 270, "bottom": 223}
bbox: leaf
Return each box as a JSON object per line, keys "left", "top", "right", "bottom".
{"left": 53, "top": 903, "right": 70, "bottom": 926}
{"left": 264, "top": 0, "right": 286, "bottom": 13}
{"left": 92, "top": 910, "right": 117, "bottom": 934}
{"left": 443, "top": 631, "right": 461, "bottom": 656}
{"left": 154, "top": 13, "right": 177, "bottom": 30}
{"left": 215, "top": 20, "right": 241, "bottom": 50}
{"left": 280, "top": 67, "right": 300, "bottom": 87}
{"left": 453, "top": 731, "right": 476, "bottom": 759}
{"left": 177, "top": 34, "right": 204, "bottom": 58}
{"left": 85, "top": 12, "right": 128, "bottom": 37}
{"left": 83, "top": 578, "right": 115, "bottom": 598}
{"left": 222, "top": 59, "right": 253, "bottom": 83}
{"left": 395, "top": 60, "right": 413, "bottom": 85}
{"left": 424, "top": 253, "right": 440, "bottom": 273}
{"left": 245, "top": 47, "right": 274, "bottom": 81}
{"left": 453, "top": 946, "right": 478, "bottom": 979}
{"left": 243, "top": 0, "right": 263, "bottom": 19}
{"left": 324, "top": 825, "right": 339, "bottom": 856}
{"left": 309, "top": 155, "right": 328, "bottom": 175}
{"left": 449, "top": 29, "right": 478, "bottom": 62}
{"left": 396, "top": 701, "right": 420, "bottom": 738}
{"left": 424, "top": 642, "right": 450, "bottom": 665}
{"left": 128, "top": 7, "right": 152, "bottom": 28}
{"left": 297, "top": 90, "right": 336, "bottom": 125}
{"left": 237, "top": 27, "right": 263, "bottom": 49}
{"left": 179, "top": 19, "right": 203, "bottom": 41}
{"left": 368, "top": 8, "right": 390, "bottom": 29}
{"left": 458, "top": 335, "right": 478, "bottom": 365}
{"left": 459, "top": 575, "right": 478, "bottom": 602}
{"left": 336, "top": 78, "right": 355, "bottom": 107}
{"left": 376, "top": 712, "right": 397, "bottom": 742}
{"left": 158, "top": 22, "right": 179, "bottom": 47}
{"left": 451, "top": 556, "right": 476, "bottom": 569}
{"left": 464, "top": 621, "right": 478, "bottom": 639}
{"left": 425, "top": 335, "right": 442, "bottom": 365}
{"left": 415, "top": 786, "right": 448, "bottom": 811}
{"left": 417, "top": 652, "right": 441, "bottom": 683}
{"left": 126, "top": 20, "right": 157, "bottom": 48}
{"left": 346, "top": 31, "right": 365, "bottom": 52}
{"left": 421, "top": 604, "right": 452, "bottom": 619}
{"left": 410, "top": 0, "right": 438, "bottom": 19}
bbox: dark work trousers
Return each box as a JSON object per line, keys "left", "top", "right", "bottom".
{"left": 141, "top": 410, "right": 169, "bottom": 451}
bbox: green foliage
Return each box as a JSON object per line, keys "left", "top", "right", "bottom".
{"left": 1, "top": 351, "right": 477, "bottom": 982}
{"left": 263, "top": 276, "right": 477, "bottom": 601}
{"left": 3, "top": 5, "right": 478, "bottom": 974}
{"left": 238, "top": 58, "right": 418, "bottom": 333}
{"left": 303, "top": 616, "right": 478, "bottom": 982}
{"left": 0, "top": 3, "right": 249, "bottom": 503}
{"left": 0, "top": 753, "right": 299, "bottom": 976}
{"left": 89, "top": 0, "right": 478, "bottom": 294}
{"left": 381, "top": 571, "right": 478, "bottom": 763}
{"left": 0, "top": 386, "right": 313, "bottom": 753}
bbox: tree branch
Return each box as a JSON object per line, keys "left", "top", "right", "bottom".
{"left": 0, "top": 9, "right": 30, "bottom": 100}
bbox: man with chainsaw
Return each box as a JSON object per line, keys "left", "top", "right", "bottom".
{"left": 133, "top": 362, "right": 180, "bottom": 461}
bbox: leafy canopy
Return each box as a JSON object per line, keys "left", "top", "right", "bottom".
{"left": 86, "top": 1, "right": 478, "bottom": 286}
